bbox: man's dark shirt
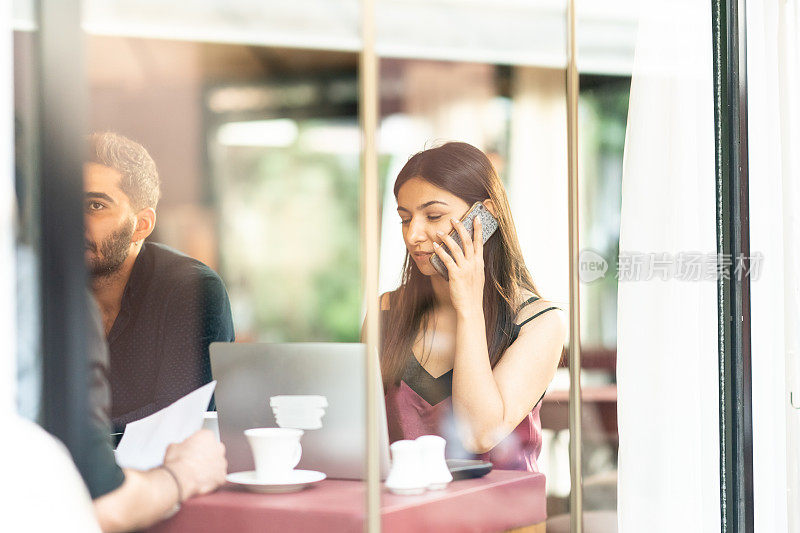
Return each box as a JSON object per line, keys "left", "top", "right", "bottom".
{"left": 108, "top": 242, "right": 234, "bottom": 433}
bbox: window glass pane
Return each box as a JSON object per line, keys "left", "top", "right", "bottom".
{"left": 377, "top": 58, "right": 567, "bottom": 530}
{"left": 10, "top": 2, "right": 649, "bottom": 529}
{"left": 576, "top": 74, "right": 630, "bottom": 519}
{"left": 82, "top": 25, "right": 366, "bottom": 529}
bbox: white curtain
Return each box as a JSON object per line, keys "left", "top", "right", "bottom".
{"left": 747, "top": 0, "right": 800, "bottom": 531}
{"left": 616, "top": 1, "right": 720, "bottom": 531}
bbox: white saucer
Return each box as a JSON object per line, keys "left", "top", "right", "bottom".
{"left": 226, "top": 470, "right": 326, "bottom": 493}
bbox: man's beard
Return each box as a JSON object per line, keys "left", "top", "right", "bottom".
{"left": 86, "top": 222, "right": 135, "bottom": 278}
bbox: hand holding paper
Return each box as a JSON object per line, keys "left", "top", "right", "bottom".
{"left": 115, "top": 381, "right": 217, "bottom": 470}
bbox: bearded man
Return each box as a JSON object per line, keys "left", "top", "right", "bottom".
{"left": 84, "top": 132, "right": 234, "bottom": 433}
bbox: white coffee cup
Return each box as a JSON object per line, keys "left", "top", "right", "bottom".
{"left": 244, "top": 427, "right": 303, "bottom": 480}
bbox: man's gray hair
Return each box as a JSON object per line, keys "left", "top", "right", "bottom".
{"left": 88, "top": 132, "right": 161, "bottom": 210}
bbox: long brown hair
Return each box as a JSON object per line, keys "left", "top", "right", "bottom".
{"left": 381, "top": 142, "right": 539, "bottom": 388}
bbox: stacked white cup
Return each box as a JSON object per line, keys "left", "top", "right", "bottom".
{"left": 385, "top": 435, "right": 453, "bottom": 495}
{"left": 270, "top": 395, "right": 328, "bottom": 430}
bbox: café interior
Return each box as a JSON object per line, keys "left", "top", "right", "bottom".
{"left": 3, "top": 1, "right": 799, "bottom": 532}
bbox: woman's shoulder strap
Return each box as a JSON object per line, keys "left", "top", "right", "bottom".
{"left": 516, "top": 306, "right": 562, "bottom": 329}
{"left": 516, "top": 295, "right": 540, "bottom": 313}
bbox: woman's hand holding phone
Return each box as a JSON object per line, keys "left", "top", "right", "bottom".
{"left": 434, "top": 216, "right": 485, "bottom": 315}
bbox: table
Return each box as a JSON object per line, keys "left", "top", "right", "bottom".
{"left": 147, "top": 470, "right": 547, "bottom": 533}
{"left": 540, "top": 385, "right": 618, "bottom": 443}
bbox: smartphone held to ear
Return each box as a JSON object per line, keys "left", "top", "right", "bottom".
{"left": 429, "top": 201, "right": 499, "bottom": 280}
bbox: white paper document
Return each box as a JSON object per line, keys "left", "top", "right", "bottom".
{"left": 115, "top": 381, "right": 217, "bottom": 470}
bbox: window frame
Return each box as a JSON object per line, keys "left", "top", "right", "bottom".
{"left": 29, "top": 0, "right": 754, "bottom": 531}
{"left": 711, "top": 0, "right": 754, "bottom": 531}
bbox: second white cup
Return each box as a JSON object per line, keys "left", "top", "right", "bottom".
{"left": 202, "top": 411, "right": 220, "bottom": 442}
{"left": 270, "top": 395, "right": 328, "bottom": 430}
{"left": 244, "top": 427, "right": 303, "bottom": 481}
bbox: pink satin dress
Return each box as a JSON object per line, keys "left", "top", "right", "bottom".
{"left": 382, "top": 297, "right": 559, "bottom": 472}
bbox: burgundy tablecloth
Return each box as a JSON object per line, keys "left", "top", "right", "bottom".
{"left": 147, "top": 470, "right": 546, "bottom": 533}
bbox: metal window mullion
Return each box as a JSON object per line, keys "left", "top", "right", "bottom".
{"left": 37, "top": 0, "right": 91, "bottom": 467}
{"left": 566, "top": 0, "right": 583, "bottom": 531}
{"left": 711, "top": 0, "right": 754, "bottom": 530}
{"left": 359, "top": 0, "right": 381, "bottom": 531}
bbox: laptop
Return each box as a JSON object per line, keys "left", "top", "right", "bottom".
{"left": 210, "top": 342, "right": 391, "bottom": 480}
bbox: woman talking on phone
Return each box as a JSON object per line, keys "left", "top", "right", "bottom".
{"left": 380, "top": 142, "right": 566, "bottom": 472}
